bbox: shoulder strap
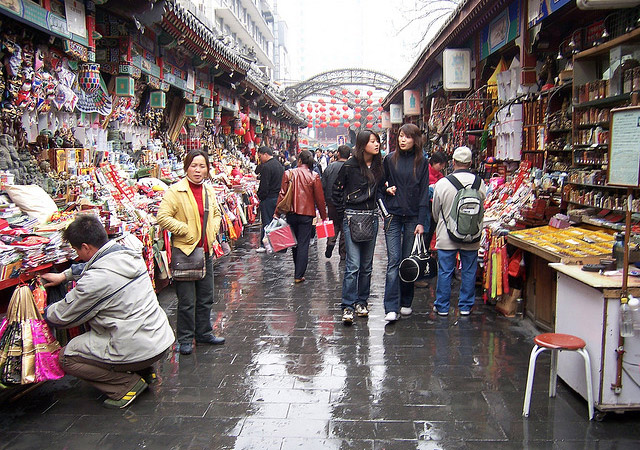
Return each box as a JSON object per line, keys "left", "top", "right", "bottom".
{"left": 446, "top": 174, "right": 464, "bottom": 191}
{"left": 471, "top": 175, "right": 481, "bottom": 190}
{"left": 202, "top": 188, "right": 209, "bottom": 242}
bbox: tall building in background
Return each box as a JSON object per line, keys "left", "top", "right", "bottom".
{"left": 272, "top": 0, "right": 290, "bottom": 84}
{"left": 193, "top": 0, "right": 276, "bottom": 80}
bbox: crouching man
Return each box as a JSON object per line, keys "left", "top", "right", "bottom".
{"left": 43, "top": 215, "right": 175, "bottom": 409}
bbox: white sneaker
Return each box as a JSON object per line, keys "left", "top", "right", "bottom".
{"left": 400, "top": 307, "right": 412, "bottom": 316}
{"left": 384, "top": 312, "right": 398, "bottom": 322}
{"left": 255, "top": 247, "right": 266, "bottom": 253}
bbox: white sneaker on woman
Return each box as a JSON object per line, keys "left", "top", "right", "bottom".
{"left": 400, "top": 307, "right": 412, "bottom": 316}
{"left": 384, "top": 312, "right": 398, "bottom": 322}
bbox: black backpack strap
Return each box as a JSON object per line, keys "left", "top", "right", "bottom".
{"left": 446, "top": 174, "right": 464, "bottom": 191}
{"left": 471, "top": 175, "right": 481, "bottom": 190}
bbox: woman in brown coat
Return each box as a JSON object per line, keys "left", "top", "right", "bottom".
{"left": 274, "top": 149, "right": 328, "bottom": 283}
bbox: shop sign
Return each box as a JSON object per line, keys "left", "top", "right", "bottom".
{"left": 443, "top": 48, "right": 471, "bottom": 91}
{"left": 381, "top": 111, "right": 391, "bottom": 129}
{"left": 528, "top": 0, "right": 572, "bottom": 28}
{"left": 390, "top": 104, "right": 403, "bottom": 124}
{"left": 480, "top": 1, "right": 520, "bottom": 60}
{"left": 403, "top": 90, "right": 421, "bottom": 116}
{"left": 64, "top": 0, "right": 87, "bottom": 38}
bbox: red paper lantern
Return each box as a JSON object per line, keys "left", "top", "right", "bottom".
{"left": 378, "top": 98, "right": 383, "bottom": 103}
{"left": 342, "top": 97, "right": 348, "bottom": 103}
{"left": 342, "top": 113, "right": 349, "bottom": 119}
{"left": 343, "top": 122, "right": 350, "bottom": 127}
{"left": 330, "top": 89, "right": 336, "bottom": 96}
{"left": 366, "top": 106, "right": 374, "bottom": 113}
{"left": 354, "top": 89, "right": 360, "bottom": 95}
{"left": 342, "top": 105, "right": 348, "bottom": 111}
{"left": 355, "top": 106, "right": 362, "bottom": 113}
{"left": 366, "top": 114, "right": 373, "bottom": 121}
{"left": 377, "top": 106, "right": 383, "bottom": 112}
{"left": 341, "top": 89, "right": 348, "bottom": 95}
{"left": 307, "top": 123, "right": 312, "bottom": 128}
{"left": 320, "top": 123, "right": 327, "bottom": 128}
{"left": 354, "top": 113, "right": 361, "bottom": 120}
{"left": 320, "top": 114, "right": 327, "bottom": 120}
{"left": 366, "top": 123, "right": 373, "bottom": 129}
{"left": 355, "top": 98, "right": 361, "bottom": 104}
{"left": 307, "top": 114, "right": 312, "bottom": 119}
{"left": 318, "top": 98, "right": 325, "bottom": 104}
{"left": 366, "top": 99, "right": 373, "bottom": 105}
{"left": 329, "top": 105, "right": 337, "bottom": 111}
{"left": 353, "top": 121, "right": 361, "bottom": 128}
{"left": 307, "top": 105, "right": 312, "bottom": 112}
{"left": 320, "top": 106, "right": 326, "bottom": 112}
{"left": 367, "top": 90, "right": 373, "bottom": 96}
{"left": 377, "top": 123, "right": 383, "bottom": 128}
{"left": 330, "top": 98, "right": 337, "bottom": 104}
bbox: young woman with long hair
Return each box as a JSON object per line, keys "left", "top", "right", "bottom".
{"left": 332, "top": 130, "right": 383, "bottom": 325}
{"left": 379, "top": 124, "right": 430, "bottom": 322}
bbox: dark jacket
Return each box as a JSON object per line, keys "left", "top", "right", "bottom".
{"left": 379, "top": 151, "right": 430, "bottom": 227}
{"left": 321, "top": 160, "right": 345, "bottom": 205}
{"left": 275, "top": 166, "right": 328, "bottom": 219}
{"left": 256, "top": 157, "right": 284, "bottom": 200}
{"left": 332, "top": 156, "right": 379, "bottom": 213}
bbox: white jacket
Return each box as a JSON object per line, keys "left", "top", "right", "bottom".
{"left": 432, "top": 170, "right": 487, "bottom": 251}
{"left": 45, "top": 241, "right": 175, "bottom": 363}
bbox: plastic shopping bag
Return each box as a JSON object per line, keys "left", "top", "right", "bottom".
{"left": 265, "top": 218, "right": 297, "bottom": 252}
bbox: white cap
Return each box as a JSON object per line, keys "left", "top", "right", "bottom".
{"left": 452, "top": 146, "right": 472, "bottom": 164}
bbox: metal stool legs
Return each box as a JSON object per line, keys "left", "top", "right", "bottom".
{"left": 522, "top": 345, "right": 594, "bottom": 420}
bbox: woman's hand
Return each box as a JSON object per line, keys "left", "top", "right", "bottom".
{"left": 414, "top": 224, "right": 424, "bottom": 235}
{"left": 386, "top": 186, "right": 397, "bottom": 196}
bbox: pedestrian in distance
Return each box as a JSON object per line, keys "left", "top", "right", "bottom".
{"left": 332, "top": 132, "right": 383, "bottom": 325}
{"left": 322, "top": 144, "right": 351, "bottom": 260}
{"left": 157, "top": 150, "right": 225, "bottom": 355}
{"left": 255, "top": 146, "right": 285, "bottom": 253}
{"left": 43, "top": 214, "right": 175, "bottom": 409}
{"left": 274, "top": 149, "right": 328, "bottom": 284}
{"left": 379, "top": 123, "right": 430, "bottom": 322}
{"left": 432, "top": 146, "right": 487, "bottom": 317}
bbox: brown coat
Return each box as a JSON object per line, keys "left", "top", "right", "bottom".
{"left": 275, "top": 166, "right": 327, "bottom": 219}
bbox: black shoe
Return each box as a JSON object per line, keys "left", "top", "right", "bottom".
{"left": 196, "top": 335, "right": 225, "bottom": 345}
{"left": 325, "top": 245, "right": 334, "bottom": 258}
{"left": 179, "top": 342, "right": 193, "bottom": 355}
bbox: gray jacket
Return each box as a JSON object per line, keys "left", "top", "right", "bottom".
{"left": 45, "top": 240, "right": 175, "bottom": 363}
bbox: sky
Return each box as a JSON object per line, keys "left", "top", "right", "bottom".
{"left": 274, "top": 0, "right": 451, "bottom": 85}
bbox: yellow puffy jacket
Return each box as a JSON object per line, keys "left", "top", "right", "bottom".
{"left": 157, "top": 178, "right": 222, "bottom": 256}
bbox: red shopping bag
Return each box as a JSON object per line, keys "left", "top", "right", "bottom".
{"left": 315, "top": 220, "right": 335, "bottom": 239}
{"left": 267, "top": 223, "right": 297, "bottom": 252}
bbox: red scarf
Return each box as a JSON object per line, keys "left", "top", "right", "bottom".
{"left": 188, "top": 181, "right": 209, "bottom": 252}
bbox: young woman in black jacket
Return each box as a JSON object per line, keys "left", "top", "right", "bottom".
{"left": 332, "top": 130, "right": 383, "bottom": 325}
{"left": 379, "top": 123, "right": 430, "bottom": 322}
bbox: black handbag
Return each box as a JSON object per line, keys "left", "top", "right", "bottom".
{"left": 399, "top": 234, "right": 436, "bottom": 283}
{"left": 347, "top": 209, "right": 377, "bottom": 242}
{"left": 171, "top": 189, "right": 209, "bottom": 281}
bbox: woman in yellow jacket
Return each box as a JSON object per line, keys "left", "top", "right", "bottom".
{"left": 157, "top": 150, "right": 224, "bottom": 355}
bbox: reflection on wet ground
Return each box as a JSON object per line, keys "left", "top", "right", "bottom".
{"left": 1, "top": 226, "right": 640, "bottom": 449}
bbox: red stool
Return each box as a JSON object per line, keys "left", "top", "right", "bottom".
{"left": 522, "top": 333, "right": 594, "bottom": 420}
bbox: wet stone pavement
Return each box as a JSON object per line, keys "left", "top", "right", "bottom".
{"left": 2, "top": 226, "right": 640, "bottom": 449}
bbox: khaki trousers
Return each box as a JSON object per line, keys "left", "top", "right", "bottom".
{"left": 59, "top": 347, "right": 168, "bottom": 399}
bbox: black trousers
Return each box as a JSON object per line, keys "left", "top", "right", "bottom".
{"left": 286, "top": 213, "right": 313, "bottom": 279}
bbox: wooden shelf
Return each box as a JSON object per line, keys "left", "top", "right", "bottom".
{"left": 568, "top": 182, "right": 630, "bottom": 190}
{"left": 574, "top": 27, "right": 640, "bottom": 60}
{"left": 567, "top": 200, "right": 626, "bottom": 212}
{"left": 575, "top": 122, "right": 609, "bottom": 130}
{"left": 573, "top": 161, "right": 608, "bottom": 166}
{"left": 573, "top": 143, "right": 608, "bottom": 149}
{"left": 548, "top": 128, "right": 572, "bottom": 133}
{"left": 0, "top": 263, "right": 53, "bottom": 291}
{"left": 574, "top": 94, "right": 631, "bottom": 109}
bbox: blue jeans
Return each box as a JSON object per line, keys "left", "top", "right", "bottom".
{"left": 383, "top": 215, "right": 418, "bottom": 314}
{"left": 435, "top": 249, "right": 478, "bottom": 313}
{"left": 341, "top": 212, "right": 378, "bottom": 311}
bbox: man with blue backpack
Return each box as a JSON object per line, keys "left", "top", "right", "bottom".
{"left": 432, "top": 146, "right": 487, "bottom": 316}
